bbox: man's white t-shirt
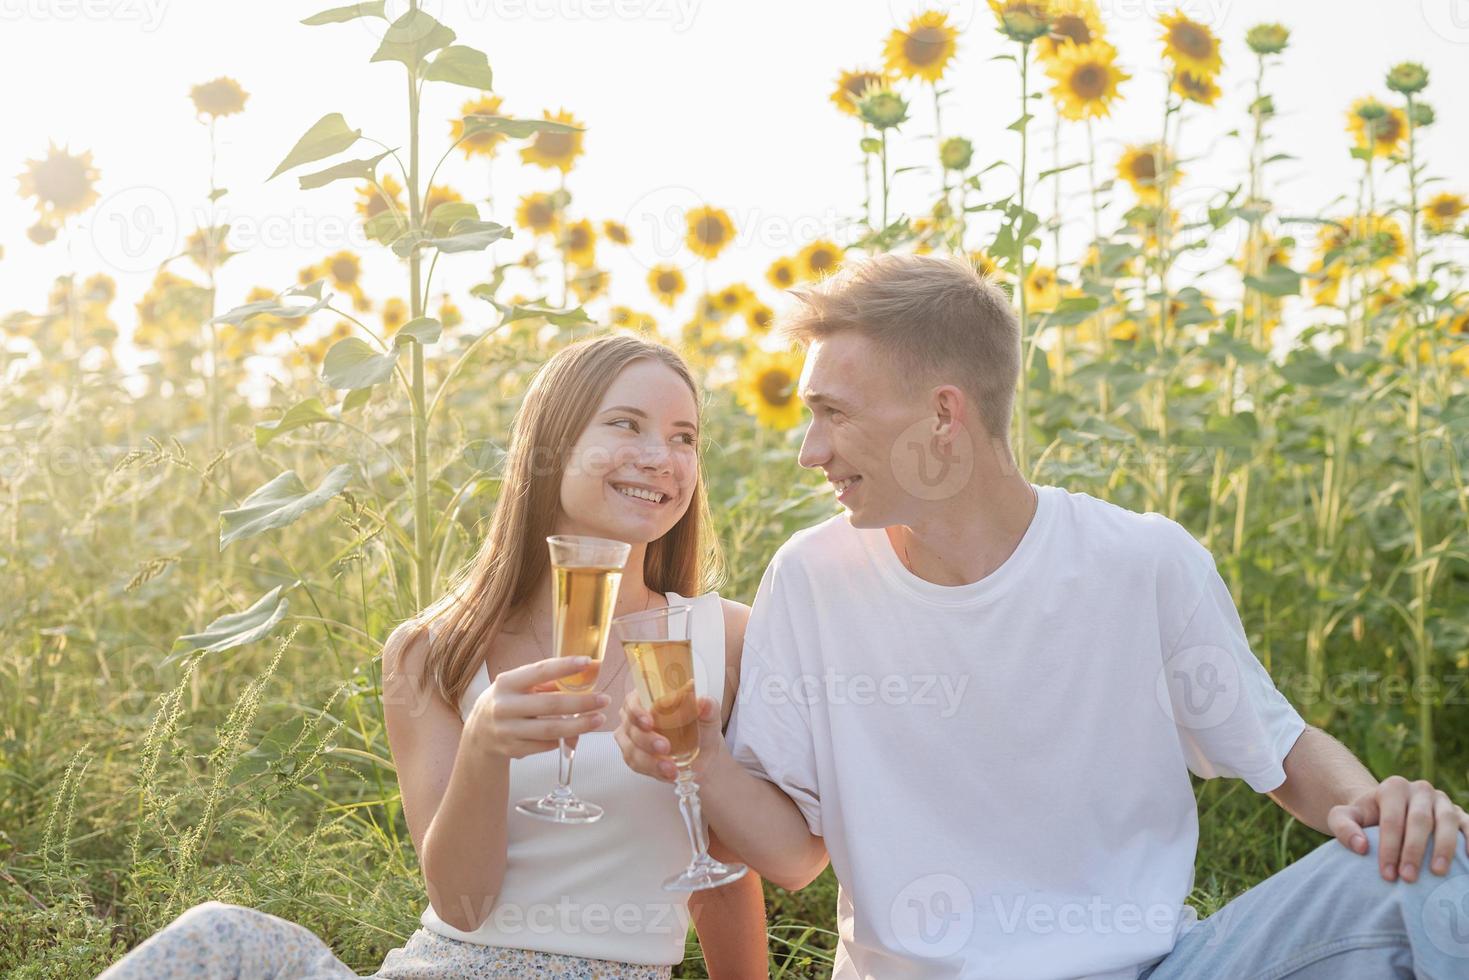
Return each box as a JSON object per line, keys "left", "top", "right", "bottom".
{"left": 725, "top": 483, "right": 1307, "bottom": 980}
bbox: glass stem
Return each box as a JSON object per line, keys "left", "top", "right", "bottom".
{"left": 554, "top": 725, "right": 577, "bottom": 799}
{"left": 674, "top": 767, "right": 710, "bottom": 865}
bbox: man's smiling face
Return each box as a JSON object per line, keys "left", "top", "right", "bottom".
{"left": 796, "top": 332, "right": 929, "bottom": 529}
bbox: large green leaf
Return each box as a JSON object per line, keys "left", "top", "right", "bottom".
{"left": 270, "top": 113, "right": 362, "bottom": 180}
{"left": 298, "top": 150, "right": 395, "bottom": 190}
{"left": 471, "top": 295, "right": 592, "bottom": 327}
{"left": 220, "top": 465, "right": 353, "bottom": 550}
{"left": 212, "top": 283, "right": 332, "bottom": 326}
{"left": 462, "top": 115, "right": 583, "bottom": 140}
{"left": 1244, "top": 264, "right": 1302, "bottom": 298}
{"left": 395, "top": 219, "right": 511, "bottom": 257}
{"left": 370, "top": 9, "right": 455, "bottom": 69}
{"left": 166, "top": 585, "right": 292, "bottom": 665}
{"left": 424, "top": 45, "right": 494, "bottom": 89}
{"left": 302, "top": 1, "right": 384, "bottom": 24}
{"left": 254, "top": 397, "right": 333, "bottom": 449}
{"left": 322, "top": 337, "right": 400, "bottom": 389}
{"left": 393, "top": 317, "right": 443, "bottom": 347}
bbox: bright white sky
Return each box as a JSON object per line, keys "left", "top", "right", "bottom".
{"left": 3, "top": 0, "right": 1468, "bottom": 376}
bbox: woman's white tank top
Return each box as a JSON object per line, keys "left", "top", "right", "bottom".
{"left": 417, "top": 590, "right": 727, "bottom": 966}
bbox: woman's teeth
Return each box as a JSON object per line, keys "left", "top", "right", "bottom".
{"left": 616, "top": 485, "right": 667, "bottom": 503}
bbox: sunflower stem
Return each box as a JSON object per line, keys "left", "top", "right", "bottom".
{"left": 1016, "top": 42, "right": 1032, "bottom": 481}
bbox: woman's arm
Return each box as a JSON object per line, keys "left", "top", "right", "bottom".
{"left": 687, "top": 829, "right": 769, "bottom": 979}
{"left": 685, "top": 600, "right": 770, "bottom": 978}
{"left": 380, "top": 623, "right": 607, "bottom": 932}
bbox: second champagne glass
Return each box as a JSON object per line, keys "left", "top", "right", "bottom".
{"left": 612, "top": 603, "right": 749, "bottom": 891}
{"left": 514, "top": 534, "right": 630, "bottom": 824}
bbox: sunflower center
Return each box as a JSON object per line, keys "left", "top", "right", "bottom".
{"left": 1070, "top": 64, "right": 1107, "bottom": 100}
{"left": 1052, "top": 15, "right": 1091, "bottom": 45}
{"left": 1130, "top": 153, "right": 1158, "bottom": 183}
{"left": 527, "top": 201, "right": 553, "bottom": 226}
{"left": 759, "top": 369, "right": 793, "bottom": 406}
{"left": 656, "top": 271, "right": 680, "bottom": 293}
{"left": 1170, "top": 23, "right": 1213, "bottom": 60}
{"left": 536, "top": 132, "right": 573, "bottom": 159}
{"left": 808, "top": 248, "right": 835, "bottom": 273}
{"left": 694, "top": 215, "right": 728, "bottom": 247}
{"left": 36, "top": 158, "right": 91, "bottom": 208}
{"left": 330, "top": 258, "right": 359, "bottom": 284}
{"left": 568, "top": 227, "right": 590, "bottom": 250}
{"left": 904, "top": 27, "right": 949, "bottom": 67}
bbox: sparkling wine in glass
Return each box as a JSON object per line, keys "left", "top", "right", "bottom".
{"left": 613, "top": 603, "right": 749, "bottom": 891}
{"left": 514, "top": 534, "right": 629, "bottom": 824}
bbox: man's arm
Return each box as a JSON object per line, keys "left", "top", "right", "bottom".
{"left": 1265, "top": 724, "right": 1378, "bottom": 835}
{"left": 1267, "top": 723, "right": 1469, "bottom": 883}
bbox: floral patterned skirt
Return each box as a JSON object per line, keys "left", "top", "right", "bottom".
{"left": 95, "top": 900, "right": 675, "bottom": 980}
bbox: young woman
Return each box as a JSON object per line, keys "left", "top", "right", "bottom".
{"left": 98, "top": 334, "right": 768, "bottom": 979}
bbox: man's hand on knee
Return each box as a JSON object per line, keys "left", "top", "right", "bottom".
{"left": 1327, "top": 774, "right": 1469, "bottom": 883}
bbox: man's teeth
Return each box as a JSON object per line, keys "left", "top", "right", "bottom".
{"left": 833, "top": 477, "right": 859, "bottom": 494}
{"left": 617, "top": 485, "right": 666, "bottom": 503}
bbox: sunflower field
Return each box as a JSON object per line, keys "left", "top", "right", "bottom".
{"left": 2, "top": 2, "right": 1468, "bottom": 977}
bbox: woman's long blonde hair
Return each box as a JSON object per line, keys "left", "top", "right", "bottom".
{"left": 411, "top": 334, "right": 723, "bottom": 711}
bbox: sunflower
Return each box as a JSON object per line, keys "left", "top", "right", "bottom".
{"left": 609, "top": 306, "right": 658, "bottom": 333}
{"left": 355, "top": 174, "right": 404, "bottom": 221}
{"left": 686, "top": 205, "right": 735, "bottom": 260}
{"left": 382, "top": 297, "right": 408, "bottom": 336}
{"left": 1172, "top": 70, "right": 1220, "bottom": 107}
{"left": 884, "top": 9, "right": 959, "bottom": 83}
{"left": 450, "top": 94, "right": 506, "bottom": 159}
{"left": 570, "top": 268, "right": 610, "bottom": 304}
{"left": 324, "top": 250, "right": 370, "bottom": 310}
{"left": 515, "top": 192, "right": 560, "bottom": 235}
{"left": 799, "top": 239, "right": 843, "bottom": 281}
{"left": 1024, "top": 266, "right": 1060, "bottom": 312}
{"left": 560, "top": 219, "right": 597, "bottom": 266}
{"left": 1116, "top": 144, "right": 1179, "bottom": 204}
{"left": 1347, "top": 98, "right": 1407, "bottom": 157}
{"left": 988, "top": 0, "right": 1052, "bottom": 43}
{"left": 1316, "top": 215, "right": 1405, "bottom": 271}
{"left": 1424, "top": 192, "right": 1467, "bottom": 236}
{"left": 17, "top": 143, "right": 100, "bottom": 220}
{"left": 969, "top": 249, "right": 1004, "bottom": 280}
{"left": 1246, "top": 23, "right": 1290, "bottom": 56}
{"left": 133, "top": 270, "right": 210, "bottom": 350}
{"left": 1038, "top": 0, "right": 1103, "bottom": 61}
{"left": 185, "top": 225, "right": 232, "bottom": 270}
{"left": 189, "top": 77, "right": 249, "bottom": 119}
{"left": 519, "top": 109, "right": 585, "bottom": 173}
{"left": 830, "top": 68, "right": 891, "bottom": 117}
{"left": 439, "top": 298, "right": 463, "bottom": 329}
{"left": 648, "top": 265, "right": 687, "bottom": 307}
{"left": 736, "top": 349, "right": 807, "bottom": 430}
{"left": 1045, "top": 41, "right": 1128, "bottom": 120}
{"left": 747, "top": 303, "right": 776, "bottom": 333}
{"left": 602, "top": 220, "right": 631, "bottom": 245}
{"left": 714, "top": 282, "right": 756, "bottom": 315}
{"left": 767, "top": 257, "right": 798, "bottom": 290}
{"left": 26, "top": 221, "right": 57, "bottom": 245}
{"left": 1158, "top": 11, "right": 1221, "bottom": 81}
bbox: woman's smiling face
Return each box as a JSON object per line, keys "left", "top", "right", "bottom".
{"left": 555, "top": 357, "right": 700, "bottom": 545}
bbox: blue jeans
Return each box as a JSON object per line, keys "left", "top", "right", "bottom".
{"left": 1137, "top": 824, "right": 1469, "bottom": 979}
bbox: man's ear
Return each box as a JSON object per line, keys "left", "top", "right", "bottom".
{"left": 932, "top": 384, "right": 967, "bottom": 441}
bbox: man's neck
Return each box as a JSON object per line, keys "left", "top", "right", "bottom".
{"left": 886, "top": 476, "right": 1039, "bottom": 587}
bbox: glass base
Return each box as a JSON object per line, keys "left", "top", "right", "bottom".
{"left": 514, "top": 793, "right": 604, "bottom": 824}
{"left": 662, "top": 858, "right": 748, "bottom": 892}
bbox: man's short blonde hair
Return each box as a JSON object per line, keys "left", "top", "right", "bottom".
{"left": 775, "top": 251, "right": 1021, "bottom": 445}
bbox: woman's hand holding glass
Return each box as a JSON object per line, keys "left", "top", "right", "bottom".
{"left": 467, "top": 657, "right": 612, "bottom": 762}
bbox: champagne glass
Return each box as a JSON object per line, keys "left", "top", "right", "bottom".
{"left": 514, "top": 534, "right": 630, "bottom": 824}
{"left": 612, "top": 603, "right": 749, "bottom": 891}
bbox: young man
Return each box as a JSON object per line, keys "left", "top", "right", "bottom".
{"left": 616, "top": 252, "right": 1469, "bottom": 978}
